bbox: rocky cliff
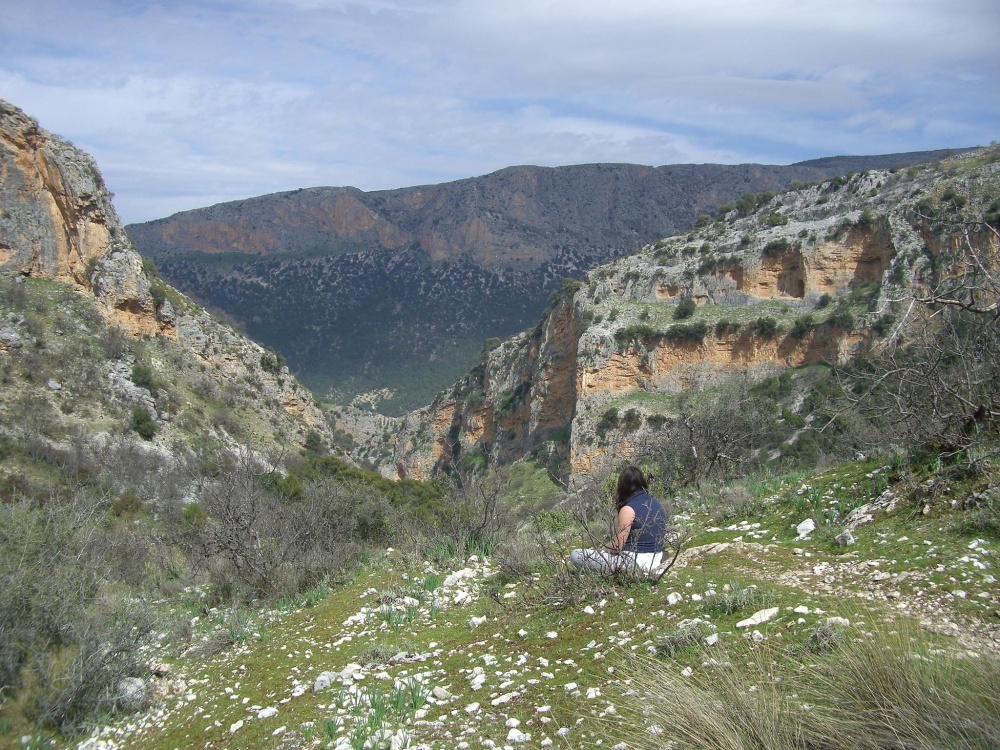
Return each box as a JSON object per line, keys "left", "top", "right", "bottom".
{"left": 0, "top": 99, "right": 170, "bottom": 337}
{"left": 127, "top": 152, "right": 964, "bottom": 413}
{"left": 0, "top": 99, "right": 329, "bottom": 452}
{"left": 363, "top": 147, "right": 1000, "bottom": 481}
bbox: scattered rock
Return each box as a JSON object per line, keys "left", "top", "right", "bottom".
{"left": 737, "top": 607, "right": 780, "bottom": 628}
{"left": 796, "top": 518, "right": 816, "bottom": 538}
{"left": 836, "top": 530, "right": 855, "bottom": 547}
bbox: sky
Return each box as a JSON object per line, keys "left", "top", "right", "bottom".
{"left": 2, "top": 0, "right": 998, "bottom": 224}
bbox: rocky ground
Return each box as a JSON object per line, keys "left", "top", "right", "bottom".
{"left": 52, "top": 460, "right": 998, "bottom": 750}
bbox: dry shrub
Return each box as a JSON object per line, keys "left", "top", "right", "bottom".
{"left": 617, "top": 619, "right": 1000, "bottom": 750}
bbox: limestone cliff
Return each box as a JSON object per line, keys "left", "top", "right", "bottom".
{"left": 0, "top": 99, "right": 167, "bottom": 336}
{"left": 363, "top": 147, "right": 1000, "bottom": 481}
{"left": 0, "top": 100, "right": 330, "bottom": 450}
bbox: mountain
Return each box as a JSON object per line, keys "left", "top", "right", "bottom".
{"left": 345, "top": 146, "right": 1000, "bottom": 482}
{"left": 0, "top": 98, "right": 331, "bottom": 465}
{"left": 126, "top": 151, "right": 965, "bottom": 414}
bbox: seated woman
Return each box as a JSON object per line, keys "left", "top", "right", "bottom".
{"left": 570, "top": 465, "right": 668, "bottom": 575}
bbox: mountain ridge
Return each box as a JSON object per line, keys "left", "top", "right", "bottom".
{"left": 127, "top": 150, "right": 966, "bottom": 413}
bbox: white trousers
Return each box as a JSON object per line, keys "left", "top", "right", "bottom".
{"left": 570, "top": 548, "right": 662, "bottom": 575}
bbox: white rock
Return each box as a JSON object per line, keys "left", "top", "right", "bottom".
{"left": 506, "top": 718, "right": 521, "bottom": 728}
{"left": 680, "top": 666, "right": 694, "bottom": 677}
{"left": 465, "top": 703, "right": 480, "bottom": 714}
{"left": 257, "top": 706, "right": 278, "bottom": 719}
{"left": 564, "top": 682, "right": 578, "bottom": 692}
{"left": 454, "top": 591, "right": 472, "bottom": 605}
{"left": 506, "top": 728, "right": 530, "bottom": 743}
{"left": 492, "top": 692, "right": 516, "bottom": 706}
{"left": 704, "top": 633, "right": 719, "bottom": 647}
{"left": 793, "top": 606, "right": 810, "bottom": 614}
{"left": 469, "top": 616, "right": 487, "bottom": 629}
{"left": 667, "top": 592, "right": 683, "bottom": 605}
{"left": 583, "top": 605, "right": 595, "bottom": 615}
{"left": 432, "top": 686, "right": 452, "bottom": 701}
{"left": 313, "top": 672, "right": 340, "bottom": 693}
{"left": 796, "top": 518, "right": 816, "bottom": 538}
{"left": 751, "top": 630, "right": 765, "bottom": 642}
{"left": 229, "top": 720, "right": 244, "bottom": 734}
{"left": 546, "top": 631, "right": 558, "bottom": 639}
{"left": 736, "top": 607, "right": 779, "bottom": 628}
{"left": 586, "top": 687, "right": 601, "bottom": 699}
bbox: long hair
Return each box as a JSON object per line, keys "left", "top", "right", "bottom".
{"left": 615, "top": 465, "right": 648, "bottom": 509}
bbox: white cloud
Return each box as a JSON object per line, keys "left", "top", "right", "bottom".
{"left": 2, "top": 0, "right": 997, "bottom": 222}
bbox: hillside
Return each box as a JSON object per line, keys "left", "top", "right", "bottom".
{"left": 126, "top": 152, "right": 963, "bottom": 413}
{"left": 362, "top": 147, "right": 1000, "bottom": 483}
{"left": 0, "top": 99, "right": 331, "bottom": 459}
{"left": 39, "top": 455, "right": 1000, "bottom": 750}
{"left": 1, "top": 102, "right": 998, "bottom": 750}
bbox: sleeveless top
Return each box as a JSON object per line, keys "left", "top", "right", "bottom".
{"left": 624, "top": 489, "right": 668, "bottom": 553}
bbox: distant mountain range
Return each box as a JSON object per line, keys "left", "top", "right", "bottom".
{"left": 127, "top": 149, "right": 967, "bottom": 413}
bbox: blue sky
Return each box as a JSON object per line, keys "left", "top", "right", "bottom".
{"left": 2, "top": 0, "right": 998, "bottom": 224}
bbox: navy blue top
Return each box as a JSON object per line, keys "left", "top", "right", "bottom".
{"left": 623, "top": 489, "right": 668, "bottom": 553}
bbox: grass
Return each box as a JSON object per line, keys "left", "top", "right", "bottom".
{"left": 622, "top": 618, "right": 1000, "bottom": 750}
{"left": 6, "top": 450, "right": 998, "bottom": 749}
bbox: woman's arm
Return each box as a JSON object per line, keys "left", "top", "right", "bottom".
{"left": 606, "top": 505, "right": 635, "bottom": 553}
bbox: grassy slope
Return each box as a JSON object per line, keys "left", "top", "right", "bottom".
{"left": 25, "top": 456, "right": 995, "bottom": 750}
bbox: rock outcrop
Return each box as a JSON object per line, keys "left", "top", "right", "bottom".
{"left": 128, "top": 149, "right": 964, "bottom": 413}
{"left": 361, "top": 147, "right": 1000, "bottom": 481}
{"left": 0, "top": 99, "right": 165, "bottom": 336}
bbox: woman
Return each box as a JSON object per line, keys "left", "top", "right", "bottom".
{"left": 570, "top": 466, "right": 668, "bottom": 575}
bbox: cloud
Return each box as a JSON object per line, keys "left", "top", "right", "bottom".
{"left": 2, "top": 0, "right": 997, "bottom": 222}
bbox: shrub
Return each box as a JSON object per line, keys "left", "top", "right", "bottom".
{"left": 664, "top": 321, "right": 709, "bottom": 344}
{"left": 131, "top": 407, "right": 156, "bottom": 440}
{"left": 765, "top": 210, "right": 788, "bottom": 227}
{"left": 622, "top": 409, "right": 642, "bottom": 431}
{"left": 596, "top": 407, "right": 620, "bottom": 436}
{"left": 816, "top": 293, "right": 832, "bottom": 309}
{"left": 715, "top": 319, "right": 741, "bottom": 337}
{"left": 789, "top": 314, "right": 815, "bottom": 339}
{"left": 130, "top": 363, "right": 155, "bottom": 390}
{"left": 751, "top": 317, "right": 778, "bottom": 338}
{"left": 830, "top": 309, "right": 855, "bottom": 331}
{"left": 260, "top": 348, "right": 286, "bottom": 374}
{"left": 673, "top": 298, "right": 696, "bottom": 320}
{"left": 762, "top": 238, "right": 791, "bottom": 257}
{"left": 615, "top": 323, "right": 659, "bottom": 348}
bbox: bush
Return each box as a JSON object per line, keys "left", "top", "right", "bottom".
{"left": 789, "top": 315, "right": 815, "bottom": 339}
{"left": 751, "top": 317, "right": 778, "bottom": 338}
{"left": 130, "top": 362, "right": 155, "bottom": 390}
{"left": 762, "top": 238, "right": 791, "bottom": 257}
{"left": 622, "top": 409, "right": 642, "bottom": 431}
{"left": 673, "top": 297, "right": 697, "bottom": 320}
{"left": 131, "top": 407, "right": 156, "bottom": 440}
{"left": 715, "top": 319, "right": 741, "bottom": 336}
{"left": 260, "top": 348, "right": 286, "bottom": 374}
{"left": 664, "top": 321, "right": 709, "bottom": 344}
{"left": 830, "top": 309, "right": 855, "bottom": 331}
{"left": 0, "top": 495, "right": 154, "bottom": 732}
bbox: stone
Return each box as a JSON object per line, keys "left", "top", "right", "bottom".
{"left": 313, "top": 672, "right": 337, "bottom": 691}
{"left": 116, "top": 677, "right": 148, "bottom": 711}
{"left": 736, "top": 607, "right": 780, "bottom": 628}
{"left": 836, "top": 530, "right": 855, "bottom": 547}
{"left": 667, "top": 592, "right": 683, "bottom": 605}
{"left": 506, "top": 728, "right": 529, "bottom": 743}
{"left": 796, "top": 518, "right": 816, "bottom": 538}
{"left": 258, "top": 706, "right": 278, "bottom": 719}
{"left": 230, "top": 720, "right": 244, "bottom": 734}
{"left": 432, "top": 686, "right": 452, "bottom": 701}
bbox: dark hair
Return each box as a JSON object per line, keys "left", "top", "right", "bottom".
{"left": 615, "top": 465, "right": 648, "bottom": 509}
